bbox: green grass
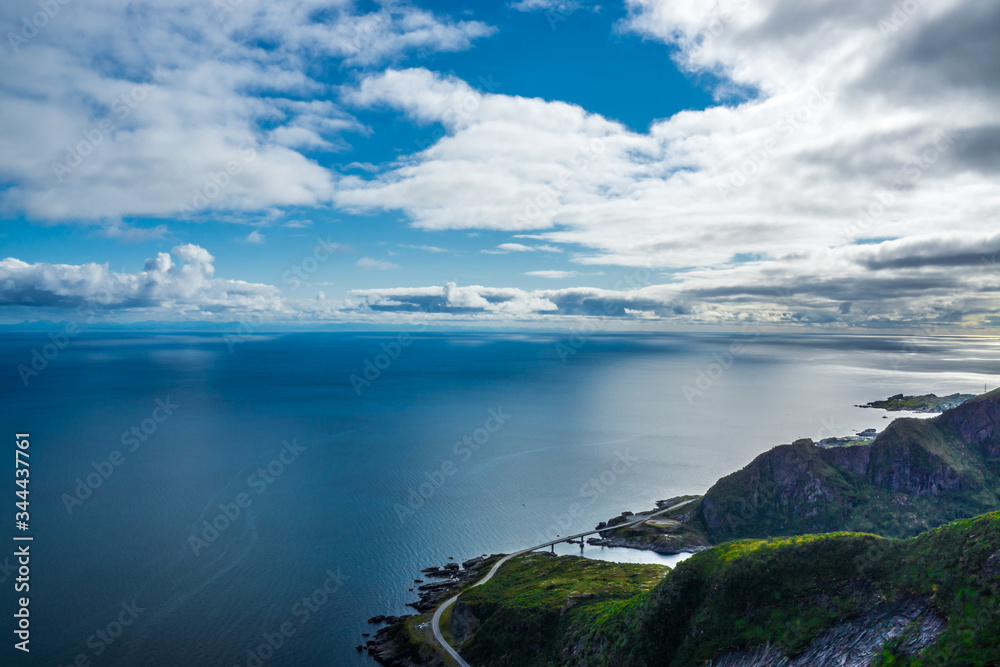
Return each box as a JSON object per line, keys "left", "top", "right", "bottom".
{"left": 454, "top": 553, "right": 669, "bottom": 666}
{"left": 390, "top": 395, "right": 1000, "bottom": 665}
{"left": 435, "top": 512, "right": 1000, "bottom": 666}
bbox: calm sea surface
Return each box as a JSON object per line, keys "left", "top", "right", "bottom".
{"left": 0, "top": 331, "right": 996, "bottom": 665}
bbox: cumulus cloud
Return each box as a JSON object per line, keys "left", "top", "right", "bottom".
{"left": 349, "top": 230, "right": 1000, "bottom": 327}
{"left": 4, "top": 230, "right": 997, "bottom": 327}
{"left": 0, "top": 245, "right": 281, "bottom": 315}
{"left": 7, "top": 0, "right": 998, "bottom": 329}
{"left": 243, "top": 230, "right": 266, "bottom": 245}
{"left": 330, "top": 0, "right": 1000, "bottom": 327}
{"left": 0, "top": 0, "right": 493, "bottom": 225}
{"left": 352, "top": 282, "right": 559, "bottom": 316}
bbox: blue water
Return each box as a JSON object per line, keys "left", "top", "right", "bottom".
{"left": 0, "top": 331, "right": 996, "bottom": 666}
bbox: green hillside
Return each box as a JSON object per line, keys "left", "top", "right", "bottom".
{"left": 370, "top": 391, "right": 1000, "bottom": 666}
{"left": 450, "top": 512, "right": 1000, "bottom": 666}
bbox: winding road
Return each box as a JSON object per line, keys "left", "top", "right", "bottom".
{"left": 430, "top": 498, "right": 698, "bottom": 666}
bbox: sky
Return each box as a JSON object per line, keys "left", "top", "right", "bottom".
{"left": 1, "top": 0, "right": 998, "bottom": 329}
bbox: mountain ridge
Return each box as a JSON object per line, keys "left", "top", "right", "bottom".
{"left": 598, "top": 389, "right": 1000, "bottom": 551}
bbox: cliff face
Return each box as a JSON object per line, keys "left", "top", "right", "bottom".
{"left": 708, "top": 600, "right": 946, "bottom": 667}
{"left": 701, "top": 443, "right": 859, "bottom": 539}
{"left": 697, "top": 390, "right": 1000, "bottom": 543}
{"left": 865, "top": 417, "right": 975, "bottom": 496}
{"left": 937, "top": 390, "right": 1000, "bottom": 464}
{"left": 821, "top": 444, "right": 871, "bottom": 476}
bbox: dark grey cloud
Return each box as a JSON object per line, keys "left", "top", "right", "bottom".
{"left": 744, "top": 0, "right": 886, "bottom": 47}
{"left": 885, "top": 2, "right": 1000, "bottom": 97}
{"left": 853, "top": 234, "right": 1000, "bottom": 270}
{"left": 950, "top": 124, "right": 1000, "bottom": 174}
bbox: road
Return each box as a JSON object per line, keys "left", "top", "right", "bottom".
{"left": 430, "top": 498, "right": 698, "bottom": 666}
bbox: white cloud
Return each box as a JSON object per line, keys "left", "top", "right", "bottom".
{"left": 348, "top": 230, "right": 1000, "bottom": 326}
{"left": 0, "top": 244, "right": 281, "bottom": 315}
{"left": 0, "top": 0, "right": 493, "bottom": 226}
{"left": 243, "top": 230, "right": 265, "bottom": 245}
{"left": 4, "top": 230, "right": 998, "bottom": 328}
{"left": 337, "top": 55, "right": 997, "bottom": 267}
{"left": 6, "top": 0, "right": 999, "bottom": 329}
{"left": 353, "top": 281, "right": 559, "bottom": 316}
{"left": 356, "top": 257, "right": 400, "bottom": 271}
{"left": 333, "top": 1, "right": 1000, "bottom": 326}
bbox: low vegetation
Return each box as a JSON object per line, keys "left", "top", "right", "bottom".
{"left": 859, "top": 393, "right": 976, "bottom": 412}
{"left": 455, "top": 554, "right": 668, "bottom": 665}
{"left": 448, "top": 512, "right": 1000, "bottom": 666}
{"left": 379, "top": 392, "right": 1000, "bottom": 665}
{"left": 605, "top": 390, "right": 1000, "bottom": 550}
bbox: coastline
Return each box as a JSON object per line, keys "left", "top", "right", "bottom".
{"left": 361, "top": 390, "right": 987, "bottom": 665}
{"left": 362, "top": 499, "right": 698, "bottom": 664}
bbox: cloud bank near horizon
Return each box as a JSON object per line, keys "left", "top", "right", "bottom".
{"left": 3, "top": 233, "right": 999, "bottom": 329}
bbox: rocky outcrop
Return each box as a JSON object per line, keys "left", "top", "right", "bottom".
{"left": 700, "top": 442, "right": 859, "bottom": 539}
{"left": 859, "top": 393, "right": 976, "bottom": 412}
{"left": 449, "top": 600, "right": 479, "bottom": 645}
{"left": 821, "top": 444, "right": 871, "bottom": 476}
{"left": 865, "top": 417, "right": 975, "bottom": 497}
{"left": 694, "top": 391, "right": 1000, "bottom": 543}
{"left": 363, "top": 556, "right": 495, "bottom": 665}
{"left": 980, "top": 549, "right": 1000, "bottom": 585}
{"left": 366, "top": 622, "right": 443, "bottom": 667}
{"left": 593, "top": 391, "right": 1000, "bottom": 553}
{"left": 708, "top": 599, "right": 946, "bottom": 667}
{"left": 937, "top": 390, "right": 1000, "bottom": 464}
{"left": 586, "top": 533, "right": 708, "bottom": 554}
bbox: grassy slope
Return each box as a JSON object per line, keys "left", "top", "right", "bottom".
{"left": 453, "top": 554, "right": 669, "bottom": 666}
{"left": 412, "top": 394, "right": 1000, "bottom": 665}
{"left": 451, "top": 513, "right": 1000, "bottom": 667}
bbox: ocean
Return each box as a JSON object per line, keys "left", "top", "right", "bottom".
{"left": 0, "top": 330, "right": 996, "bottom": 665}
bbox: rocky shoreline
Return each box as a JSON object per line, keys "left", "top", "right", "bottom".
{"left": 362, "top": 555, "right": 492, "bottom": 665}
{"left": 361, "top": 496, "right": 711, "bottom": 663}
{"left": 587, "top": 495, "right": 710, "bottom": 554}
{"left": 584, "top": 533, "right": 709, "bottom": 554}
{"left": 857, "top": 392, "right": 976, "bottom": 412}
{"left": 359, "top": 390, "right": 1000, "bottom": 665}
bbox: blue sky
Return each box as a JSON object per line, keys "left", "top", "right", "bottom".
{"left": 2, "top": 0, "right": 713, "bottom": 292}
{"left": 1, "top": 0, "right": 999, "bottom": 328}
